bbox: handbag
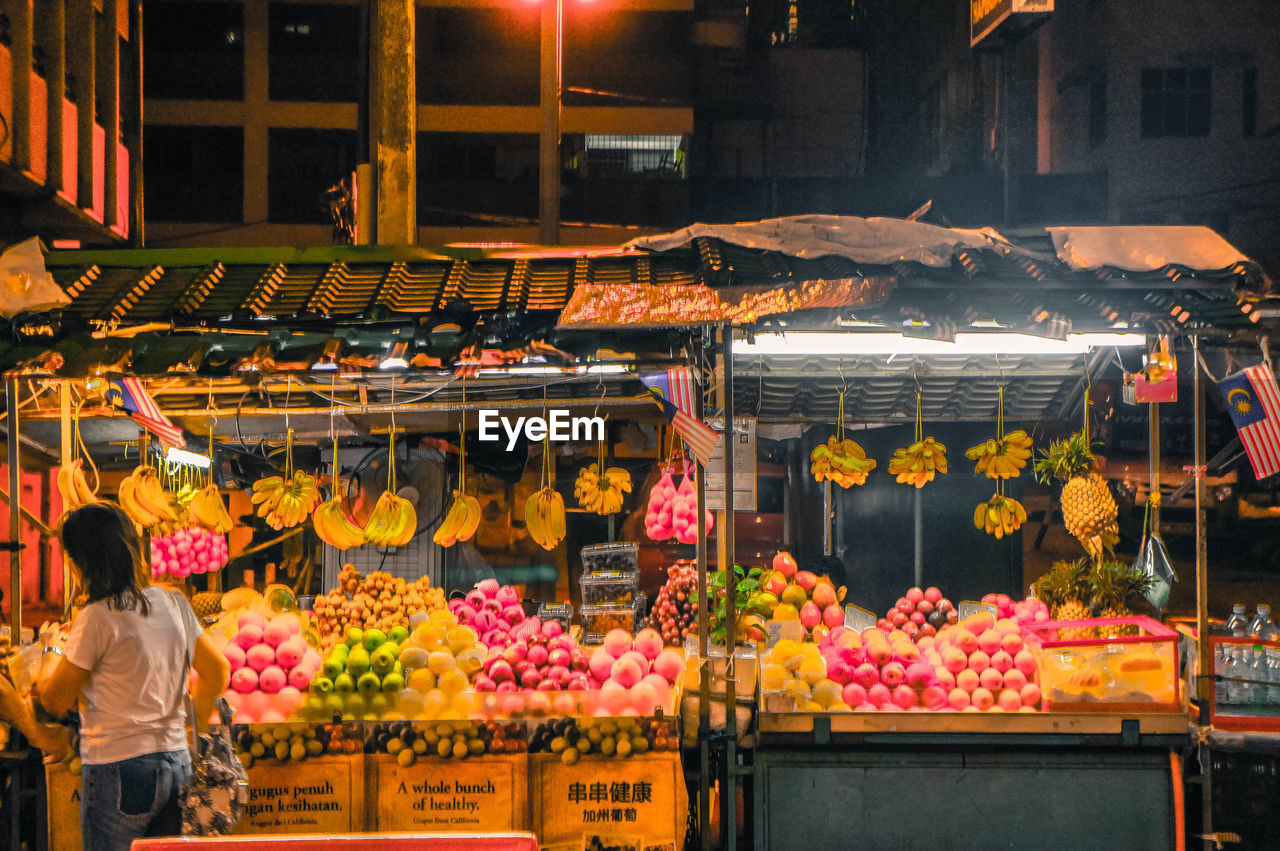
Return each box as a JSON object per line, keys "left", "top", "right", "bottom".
{"left": 180, "top": 695, "right": 249, "bottom": 836}
{"left": 1131, "top": 498, "right": 1177, "bottom": 617}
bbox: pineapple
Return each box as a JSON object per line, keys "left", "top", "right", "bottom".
{"left": 1090, "top": 560, "right": 1152, "bottom": 637}
{"left": 1034, "top": 431, "right": 1119, "bottom": 559}
{"left": 1032, "top": 558, "right": 1096, "bottom": 640}
{"left": 191, "top": 591, "right": 224, "bottom": 618}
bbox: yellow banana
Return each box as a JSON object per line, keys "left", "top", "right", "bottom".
{"left": 56, "top": 464, "right": 81, "bottom": 511}
{"left": 118, "top": 476, "right": 160, "bottom": 527}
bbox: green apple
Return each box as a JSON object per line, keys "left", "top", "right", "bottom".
{"left": 309, "top": 676, "right": 334, "bottom": 694}
{"left": 321, "top": 656, "right": 344, "bottom": 680}
{"left": 387, "top": 625, "right": 409, "bottom": 645}
{"left": 357, "top": 671, "right": 382, "bottom": 693}
{"left": 363, "top": 628, "right": 387, "bottom": 652}
{"left": 381, "top": 672, "right": 405, "bottom": 693}
{"left": 333, "top": 673, "right": 355, "bottom": 693}
{"left": 345, "top": 646, "right": 371, "bottom": 677}
{"left": 345, "top": 626, "right": 364, "bottom": 648}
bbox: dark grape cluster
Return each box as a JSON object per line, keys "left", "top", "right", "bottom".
{"left": 646, "top": 560, "right": 698, "bottom": 646}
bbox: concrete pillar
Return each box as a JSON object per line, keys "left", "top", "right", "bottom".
{"left": 243, "top": 0, "right": 270, "bottom": 227}
{"left": 372, "top": 0, "right": 417, "bottom": 245}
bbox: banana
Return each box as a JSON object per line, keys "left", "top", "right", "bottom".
{"left": 56, "top": 464, "right": 81, "bottom": 510}
{"left": 131, "top": 468, "right": 178, "bottom": 522}
{"left": 118, "top": 475, "right": 160, "bottom": 527}
{"left": 70, "top": 462, "right": 98, "bottom": 507}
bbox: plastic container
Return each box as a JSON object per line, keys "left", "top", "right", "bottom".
{"left": 579, "top": 571, "right": 639, "bottom": 606}
{"left": 1025, "top": 616, "right": 1181, "bottom": 712}
{"left": 1225, "top": 603, "right": 1249, "bottom": 636}
{"left": 580, "top": 602, "right": 640, "bottom": 642}
{"left": 579, "top": 542, "right": 638, "bottom": 576}
{"left": 537, "top": 602, "right": 573, "bottom": 632}
{"left": 680, "top": 642, "right": 758, "bottom": 699}
{"left": 1207, "top": 635, "right": 1280, "bottom": 731}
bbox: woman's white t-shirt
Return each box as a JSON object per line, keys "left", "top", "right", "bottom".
{"left": 65, "top": 585, "right": 199, "bottom": 765}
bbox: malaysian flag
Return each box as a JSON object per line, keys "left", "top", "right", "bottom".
{"left": 639, "top": 367, "right": 699, "bottom": 418}
{"left": 104, "top": 376, "right": 186, "bottom": 448}
{"left": 648, "top": 392, "right": 722, "bottom": 469}
{"left": 1218, "top": 364, "right": 1280, "bottom": 480}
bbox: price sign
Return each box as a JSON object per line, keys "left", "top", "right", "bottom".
{"left": 765, "top": 619, "right": 804, "bottom": 648}
{"left": 844, "top": 604, "right": 877, "bottom": 631}
{"left": 958, "top": 601, "right": 998, "bottom": 619}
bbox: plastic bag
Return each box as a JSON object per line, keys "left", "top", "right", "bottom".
{"left": 1133, "top": 500, "right": 1176, "bottom": 616}
{"left": 0, "top": 237, "right": 69, "bottom": 318}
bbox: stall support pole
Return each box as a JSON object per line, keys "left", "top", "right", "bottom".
{"left": 720, "top": 325, "right": 737, "bottom": 851}
{"left": 60, "top": 383, "right": 73, "bottom": 615}
{"left": 695, "top": 334, "right": 712, "bottom": 851}
{"left": 1193, "top": 335, "right": 1213, "bottom": 851}
{"left": 1149, "top": 402, "right": 1161, "bottom": 533}
{"left": 822, "top": 480, "right": 832, "bottom": 556}
{"left": 913, "top": 488, "right": 924, "bottom": 588}
{"left": 6, "top": 378, "right": 22, "bottom": 640}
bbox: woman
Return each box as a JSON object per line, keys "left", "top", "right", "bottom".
{"left": 35, "top": 502, "right": 230, "bottom": 851}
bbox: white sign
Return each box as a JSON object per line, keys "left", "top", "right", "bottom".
{"left": 476, "top": 409, "right": 604, "bottom": 450}
{"left": 704, "top": 417, "right": 757, "bottom": 512}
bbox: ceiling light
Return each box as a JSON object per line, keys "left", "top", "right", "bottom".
{"left": 734, "top": 331, "right": 1148, "bottom": 356}
{"left": 166, "top": 447, "right": 211, "bottom": 469}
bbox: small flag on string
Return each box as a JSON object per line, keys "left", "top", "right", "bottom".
{"left": 1218, "top": 363, "right": 1280, "bottom": 480}
{"left": 647, "top": 392, "right": 721, "bottom": 469}
{"left": 104, "top": 376, "right": 186, "bottom": 448}
{"left": 639, "top": 367, "right": 699, "bottom": 417}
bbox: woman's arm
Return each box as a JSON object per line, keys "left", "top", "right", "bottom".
{"left": 32, "top": 655, "right": 90, "bottom": 720}
{"left": 191, "top": 632, "right": 230, "bottom": 724}
{"left": 0, "top": 674, "right": 68, "bottom": 756}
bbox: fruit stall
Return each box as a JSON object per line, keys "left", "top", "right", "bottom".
{"left": 2, "top": 218, "right": 1280, "bottom": 850}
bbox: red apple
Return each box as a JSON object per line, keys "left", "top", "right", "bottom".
{"left": 906, "top": 587, "right": 925, "bottom": 604}
{"left": 916, "top": 600, "right": 934, "bottom": 615}
{"left": 924, "top": 586, "right": 943, "bottom": 603}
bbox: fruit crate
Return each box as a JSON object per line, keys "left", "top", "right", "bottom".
{"left": 579, "top": 542, "right": 639, "bottom": 576}
{"left": 680, "top": 640, "right": 758, "bottom": 698}
{"left": 1022, "top": 616, "right": 1182, "bottom": 712}
{"left": 1203, "top": 634, "right": 1280, "bottom": 733}
{"left": 579, "top": 571, "right": 639, "bottom": 606}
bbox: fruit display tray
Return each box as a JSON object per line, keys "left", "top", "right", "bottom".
{"left": 1023, "top": 617, "right": 1182, "bottom": 713}
{"left": 757, "top": 710, "right": 1189, "bottom": 737}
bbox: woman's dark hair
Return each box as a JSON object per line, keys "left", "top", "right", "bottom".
{"left": 61, "top": 502, "right": 151, "bottom": 614}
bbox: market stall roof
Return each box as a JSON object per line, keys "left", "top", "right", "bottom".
{"left": 2, "top": 217, "right": 1276, "bottom": 449}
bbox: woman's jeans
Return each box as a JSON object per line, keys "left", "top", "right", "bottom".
{"left": 80, "top": 749, "right": 193, "bottom": 851}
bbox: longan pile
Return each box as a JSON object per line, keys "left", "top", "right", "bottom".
{"left": 312, "top": 565, "right": 447, "bottom": 648}
{"left": 234, "top": 722, "right": 339, "bottom": 769}
{"left": 529, "top": 716, "right": 678, "bottom": 765}
{"left": 367, "top": 720, "right": 525, "bottom": 767}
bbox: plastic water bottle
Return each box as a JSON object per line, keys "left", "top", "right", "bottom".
{"left": 1249, "top": 648, "right": 1269, "bottom": 709}
{"left": 1226, "top": 604, "right": 1250, "bottom": 636}
{"left": 1250, "top": 607, "right": 1280, "bottom": 705}
{"left": 1248, "top": 605, "right": 1277, "bottom": 639}
{"left": 1222, "top": 647, "right": 1242, "bottom": 704}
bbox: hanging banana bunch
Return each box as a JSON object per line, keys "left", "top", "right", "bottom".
{"left": 55, "top": 402, "right": 100, "bottom": 512}
{"left": 185, "top": 426, "right": 234, "bottom": 534}
{"left": 119, "top": 434, "right": 181, "bottom": 529}
{"left": 887, "top": 388, "right": 947, "bottom": 488}
{"left": 810, "top": 390, "right": 876, "bottom": 487}
{"left": 965, "top": 387, "right": 1033, "bottom": 479}
{"left": 251, "top": 429, "right": 322, "bottom": 530}
{"left": 525, "top": 431, "right": 566, "bottom": 550}
{"left": 574, "top": 431, "right": 631, "bottom": 514}
{"left": 366, "top": 429, "right": 419, "bottom": 548}
{"left": 432, "top": 427, "right": 480, "bottom": 547}
{"left": 313, "top": 435, "right": 368, "bottom": 550}
{"left": 971, "top": 388, "right": 1029, "bottom": 538}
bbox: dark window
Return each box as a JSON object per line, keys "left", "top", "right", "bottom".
{"left": 1243, "top": 66, "right": 1257, "bottom": 136}
{"left": 417, "top": 132, "right": 538, "bottom": 224}
{"left": 1141, "top": 67, "right": 1211, "bottom": 138}
{"left": 268, "top": 3, "right": 360, "bottom": 102}
{"left": 562, "top": 11, "right": 692, "bottom": 108}
{"left": 143, "top": 1, "right": 244, "bottom": 100}
{"left": 143, "top": 125, "right": 243, "bottom": 222}
{"left": 417, "top": 8, "right": 539, "bottom": 106}
{"left": 268, "top": 128, "right": 357, "bottom": 224}
{"left": 1088, "top": 74, "right": 1107, "bottom": 147}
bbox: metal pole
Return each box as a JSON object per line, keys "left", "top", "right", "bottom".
{"left": 913, "top": 487, "right": 924, "bottom": 587}
{"left": 60, "top": 383, "right": 73, "bottom": 615}
{"left": 822, "top": 480, "right": 832, "bottom": 555}
{"left": 1193, "top": 336, "right": 1213, "bottom": 851}
{"left": 7, "top": 378, "right": 22, "bottom": 640}
{"left": 539, "top": 0, "right": 563, "bottom": 245}
{"left": 720, "top": 325, "right": 736, "bottom": 851}
{"left": 695, "top": 334, "right": 712, "bottom": 851}
{"left": 1149, "top": 401, "right": 1161, "bottom": 533}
